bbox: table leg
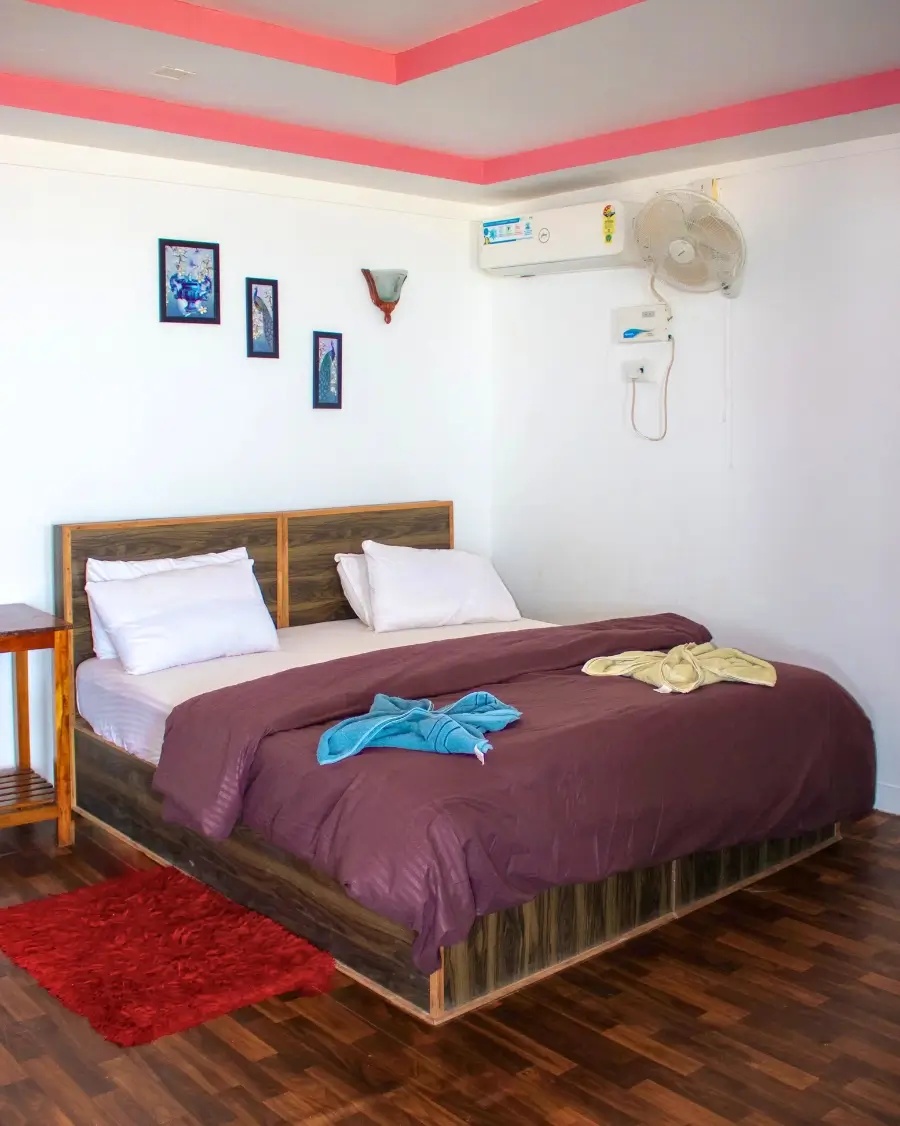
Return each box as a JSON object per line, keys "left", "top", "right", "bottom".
{"left": 13, "top": 651, "right": 30, "bottom": 770}
{"left": 53, "top": 630, "right": 75, "bottom": 848}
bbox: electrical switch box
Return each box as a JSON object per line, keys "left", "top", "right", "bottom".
{"left": 612, "top": 304, "right": 671, "bottom": 345}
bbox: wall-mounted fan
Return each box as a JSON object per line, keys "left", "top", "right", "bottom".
{"left": 634, "top": 189, "right": 746, "bottom": 297}
{"left": 625, "top": 187, "right": 746, "bottom": 443}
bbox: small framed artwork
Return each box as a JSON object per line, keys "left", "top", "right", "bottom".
{"left": 245, "top": 278, "right": 279, "bottom": 358}
{"left": 159, "top": 239, "right": 220, "bottom": 323}
{"left": 313, "top": 331, "right": 343, "bottom": 409}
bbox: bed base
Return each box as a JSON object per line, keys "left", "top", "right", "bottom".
{"left": 74, "top": 722, "right": 840, "bottom": 1025}
{"left": 58, "top": 503, "right": 842, "bottom": 1020}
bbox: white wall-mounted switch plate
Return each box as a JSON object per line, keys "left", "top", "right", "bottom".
{"left": 623, "top": 359, "right": 653, "bottom": 382}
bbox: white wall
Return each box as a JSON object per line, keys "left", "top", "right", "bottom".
{"left": 0, "top": 137, "right": 492, "bottom": 777}
{"left": 492, "top": 138, "right": 900, "bottom": 814}
{"left": 5, "top": 131, "right": 899, "bottom": 817}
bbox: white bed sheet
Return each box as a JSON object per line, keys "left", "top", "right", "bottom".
{"left": 76, "top": 617, "right": 553, "bottom": 765}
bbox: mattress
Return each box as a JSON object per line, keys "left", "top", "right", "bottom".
{"left": 76, "top": 617, "right": 553, "bottom": 765}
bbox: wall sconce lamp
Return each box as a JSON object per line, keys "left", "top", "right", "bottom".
{"left": 362, "top": 269, "right": 408, "bottom": 324}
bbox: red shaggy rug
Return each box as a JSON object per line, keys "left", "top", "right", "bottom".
{"left": 0, "top": 866, "right": 334, "bottom": 1046}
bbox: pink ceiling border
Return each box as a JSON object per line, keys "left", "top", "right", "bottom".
{"left": 490, "top": 69, "right": 900, "bottom": 181}
{"left": 0, "top": 72, "right": 483, "bottom": 179}
{"left": 24, "top": 0, "right": 396, "bottom": 82}
{"left": 1, "top": 69, "right": 897, "bottom": 185}
{"left": 396, "top": 0, "right": 646, "bottom": 83}
{"left": 22, "top": 0, "right": 647, "bottom": 84}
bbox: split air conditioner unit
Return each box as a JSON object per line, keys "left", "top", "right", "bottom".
{"left": 478, "top": 201, "right": 643, "bottom": 277}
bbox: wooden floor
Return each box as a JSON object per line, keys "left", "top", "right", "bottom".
{"left": 1, "top": 816, "right": 899, "bottom": 1126}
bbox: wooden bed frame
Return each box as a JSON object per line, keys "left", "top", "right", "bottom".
{"left": 55, "top": 502, "right": 840, "bottom": 1025}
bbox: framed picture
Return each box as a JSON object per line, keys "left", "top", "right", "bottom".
{"left": 313, "top": 331, "right": 343, "bottom": 409}
{"left": 158, "top": 239, "right": 220, "bottom": 323}
{"left": 245, "top": 278, "right": 279, "bottom": 358}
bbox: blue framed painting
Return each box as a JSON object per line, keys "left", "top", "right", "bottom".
{"left": 246, "top": 278, "right": 279, "bottom": 358}
{"left": 313, "top": 331, "right": 342, "bottom": 409}
{"left": 159, "top": 239, "right": 220, "bottom": 323}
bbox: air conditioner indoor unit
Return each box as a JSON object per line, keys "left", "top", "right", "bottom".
{"left": 478, "top": 201, "right": 643, "bottom": 277}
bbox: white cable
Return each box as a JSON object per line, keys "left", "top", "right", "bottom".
{"left": 724, "top": 299, "right": 735, "bottom": 470}
{"left": 630, "top": 335, "right": 676, "bottom": 442}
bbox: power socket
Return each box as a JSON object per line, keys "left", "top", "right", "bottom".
{"left": 623, "top": 360, "right": 652, "bottom": 382}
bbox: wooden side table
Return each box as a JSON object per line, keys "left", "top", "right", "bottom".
{"left": 0, "top": 604, "right": 74, "bottom": 847}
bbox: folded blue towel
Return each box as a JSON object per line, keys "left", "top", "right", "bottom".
{"left": 317, "top": 692, "right": 521, "bottom": 766}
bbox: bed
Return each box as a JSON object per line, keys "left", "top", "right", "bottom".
{"left": 55, "top": 502, "right": 875, "bottom": 1024}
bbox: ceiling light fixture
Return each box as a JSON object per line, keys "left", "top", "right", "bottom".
{"left": 151, "top": 66, "right": 196, "bottom": 81}
{"left": 361, "top": 269, "right": 407, "bottom": 324}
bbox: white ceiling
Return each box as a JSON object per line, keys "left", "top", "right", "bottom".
{"left": 0, "top": 0, "right": 898, "bottom": 201}
{"left": 183, "top": 0, "right": 535, "bottom": 48}
{"left": 4, "top": 0, "right": 899, "bottom": 157}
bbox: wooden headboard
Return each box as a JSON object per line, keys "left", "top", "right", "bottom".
{"left": 55, "top": 502, "right": 453, "bottom": 669}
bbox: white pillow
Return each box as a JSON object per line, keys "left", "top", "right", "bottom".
{"left": 85, "top": 558, "right": 278, "bottom": 675}
{"left": 362, "top": 540, "right": 521, "bottom": 633}
{"left": 335, "top": 553, "right": 373, "bottom": 628}
{"left": 86, "top": 547, "right": 248, "bottom": 659}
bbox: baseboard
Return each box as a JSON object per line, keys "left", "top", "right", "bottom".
{"left": 875, "top": 781, "right": 900, "bottom": 816}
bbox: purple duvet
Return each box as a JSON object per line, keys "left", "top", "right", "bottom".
{"left": 153, "top": 614, "right": 875, "bottom": 973}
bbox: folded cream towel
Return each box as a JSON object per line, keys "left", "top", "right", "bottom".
{"left": 582, "top": 642, "right": 776, "bottom": 694}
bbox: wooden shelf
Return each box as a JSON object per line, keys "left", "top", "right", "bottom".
{"left": 0, "top": 768, "right": 58, "bottom": 829}
{"left": 0, "top": 604, "right": 74, "bottom": 846}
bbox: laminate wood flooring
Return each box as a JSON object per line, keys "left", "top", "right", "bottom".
{"left": 0, "top": 814, "right": 898, "bottom": 1125}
